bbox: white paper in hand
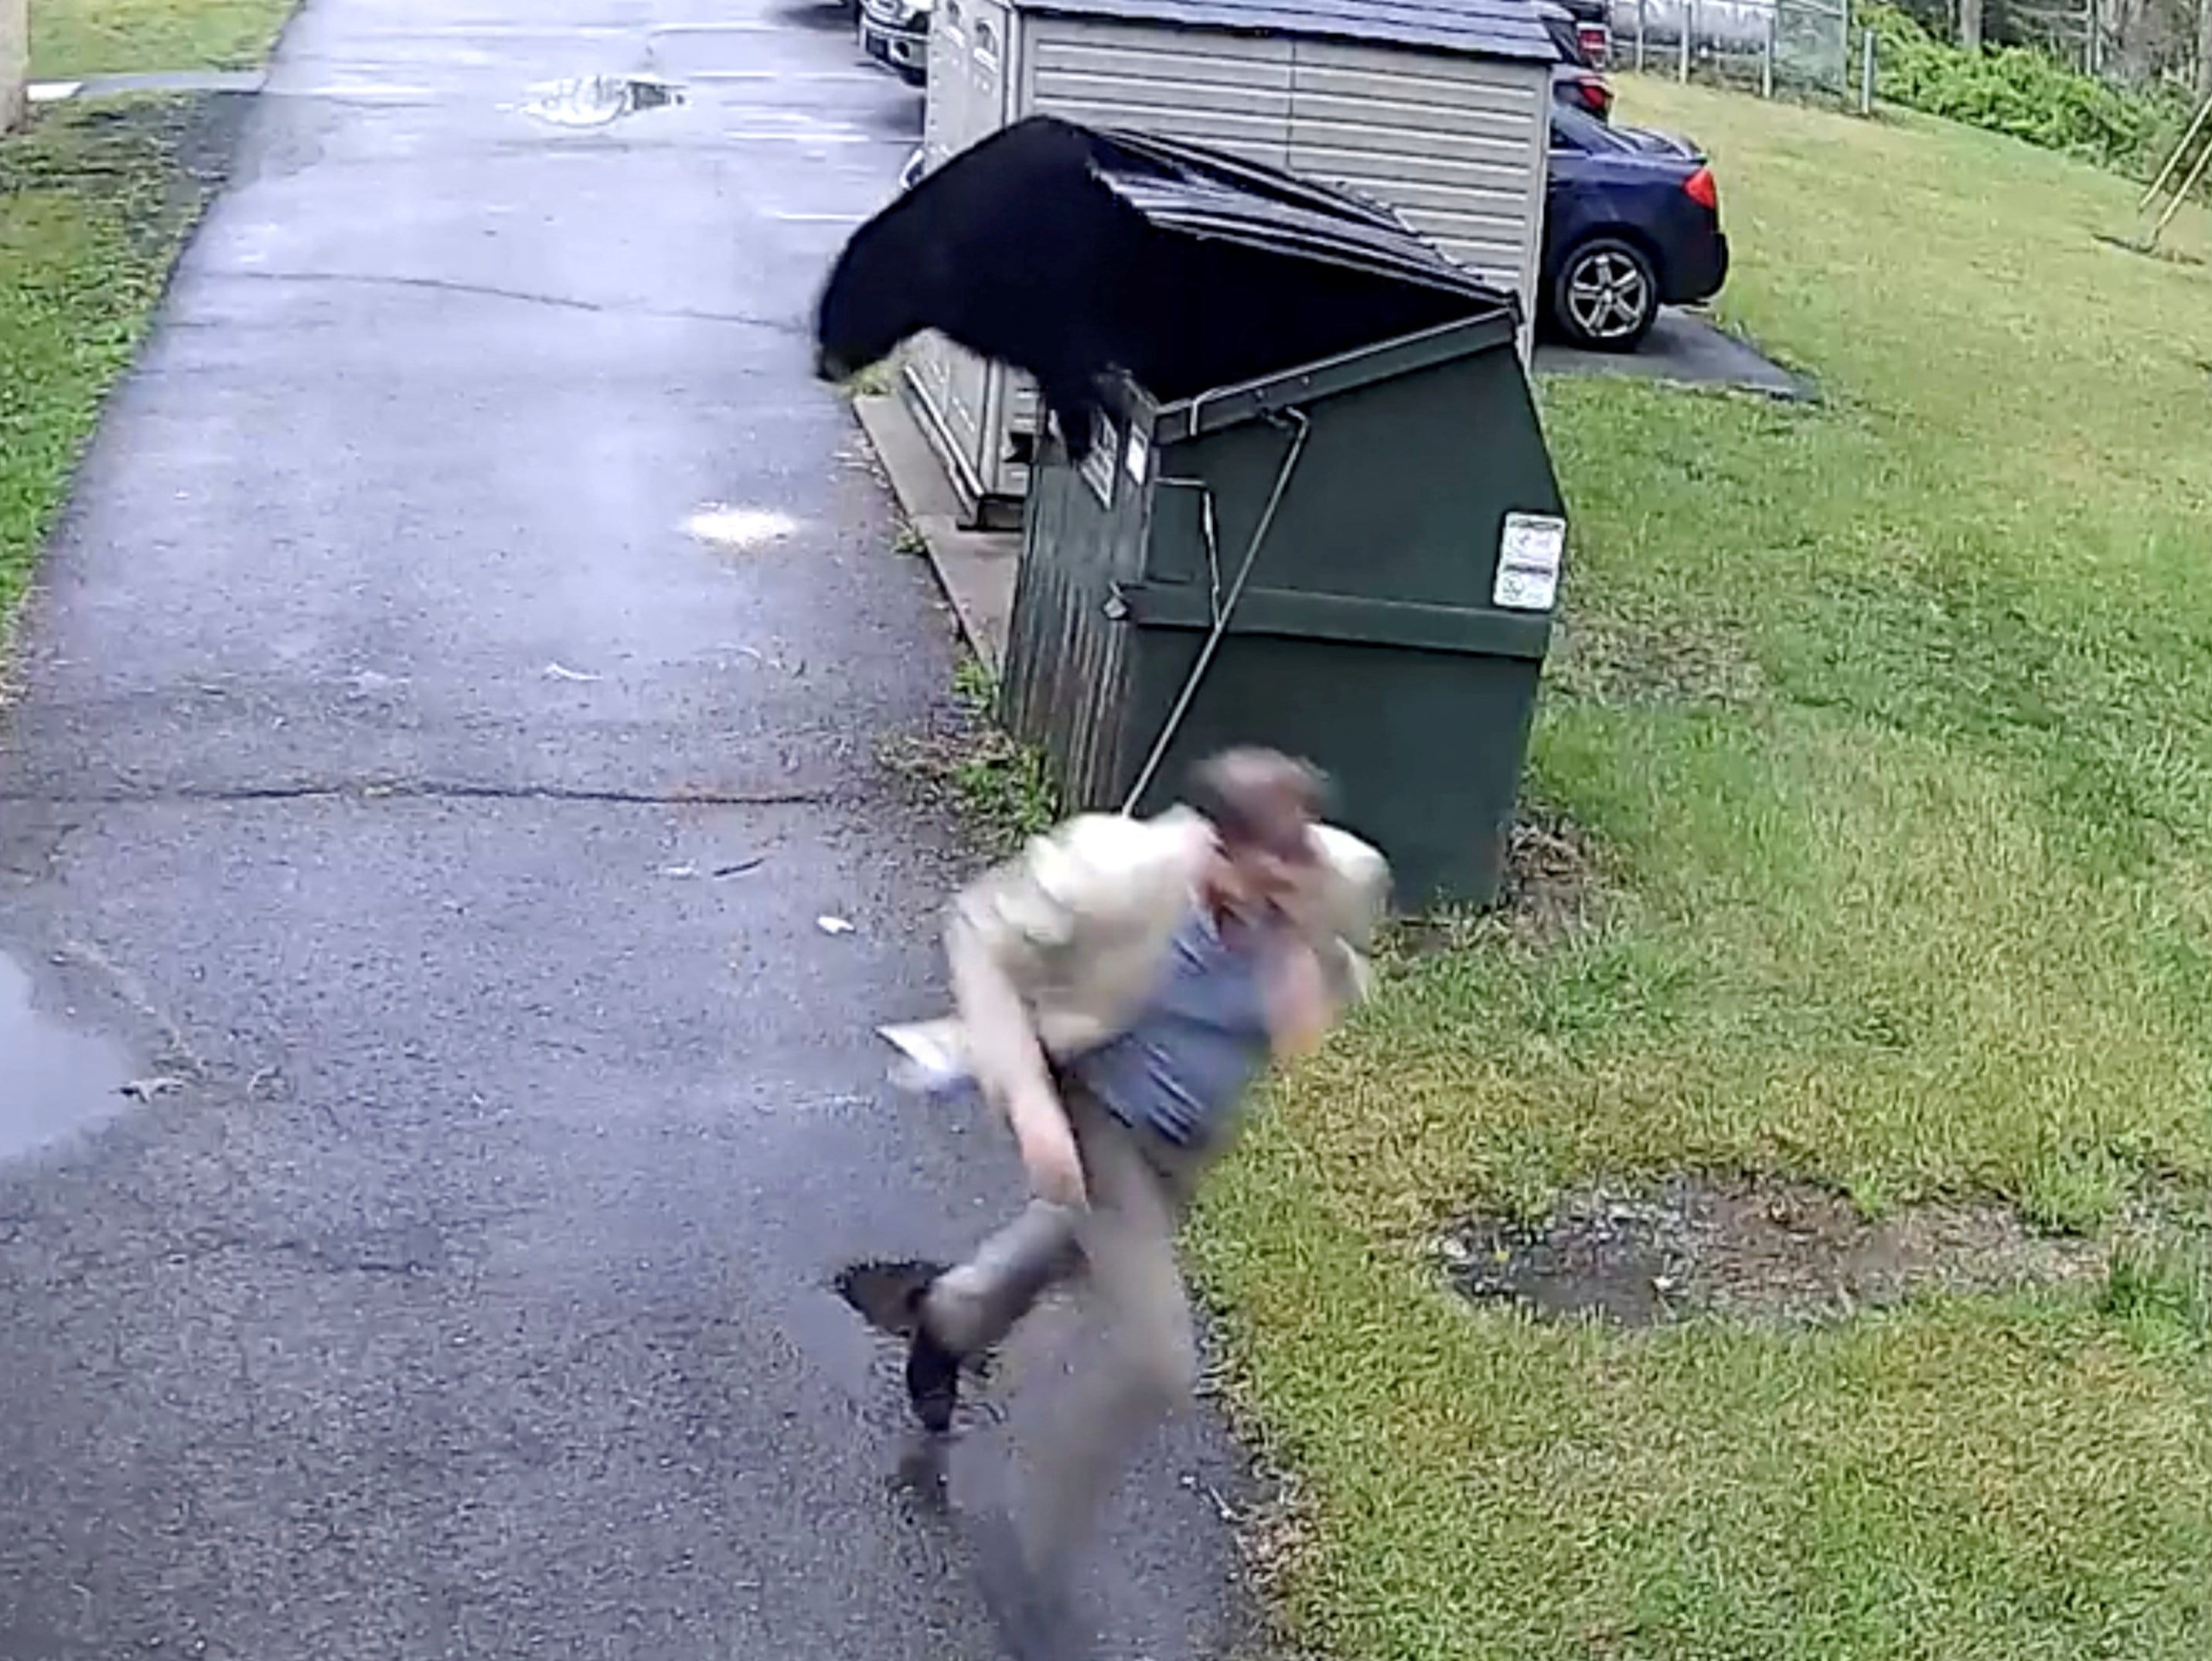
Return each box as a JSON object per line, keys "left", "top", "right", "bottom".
{"left": 878, "top": 1019, "right": 975, "bottom": 1097}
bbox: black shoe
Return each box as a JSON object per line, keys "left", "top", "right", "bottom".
{"left": 904, "top": 1299, "right": 962, "bottom": 1435}
{"left": 830, "top": 1258, "right": 963, "bottom": 1433}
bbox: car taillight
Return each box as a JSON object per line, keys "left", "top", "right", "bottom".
{"left": 1576, "top": 23, "right": 1608, "bottom": 63}
{"left": 1577, "top": 80, "right": 1611, "bottom": 116}
{"left": 1684, "top": 165, "right": 1719, "bottom": 211}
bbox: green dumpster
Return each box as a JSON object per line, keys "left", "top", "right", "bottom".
{"left": 1000, "top": 309, "right": 1568, "bottom": 910}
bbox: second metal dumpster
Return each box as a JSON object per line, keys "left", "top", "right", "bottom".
{"left": 1001, "top": 307, "right": 1568, "bottom": 910}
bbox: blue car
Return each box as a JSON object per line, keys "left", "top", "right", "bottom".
{"left": 1542, "top": 101, "right": 1730, "bottom": 352}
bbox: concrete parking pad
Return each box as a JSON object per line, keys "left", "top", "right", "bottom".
{"left": 1537, "top": 307, "right": 1815, "bottom": 400}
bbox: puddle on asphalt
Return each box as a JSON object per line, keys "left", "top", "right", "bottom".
{"left": 518, "top": 73, "right": 687, "bottom": 129}
{"left": 686, "top": 505, "right": 799, "bottom": 552}
{"left": 0, "top": 950, "right": 136, "bottom": 1163}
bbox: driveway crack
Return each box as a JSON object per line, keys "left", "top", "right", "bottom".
{"left": 2, "top": 783, "right": 841, "bottom": 807}
{"left": 203, "top": 268, "right": 809, "bottom": 333}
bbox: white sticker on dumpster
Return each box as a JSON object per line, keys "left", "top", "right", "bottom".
{"left": 1124, "top": 425, "right": 1150, "bottom": 487}
{"left": 1494, "top": 513, "right": 1566, "bottom": 612}
{"left": 1081, "top": 420, "right": 1120, "bottom": 507}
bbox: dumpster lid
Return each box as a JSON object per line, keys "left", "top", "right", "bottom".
{"left": 1086, "top": 124, "right": 1515, "bottom": 303}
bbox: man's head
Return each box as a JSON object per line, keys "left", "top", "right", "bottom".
{"left": 1187, "top": 749, "right": 1331, "bottom": 922}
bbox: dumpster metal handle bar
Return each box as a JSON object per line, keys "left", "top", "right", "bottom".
{"left": 1153, "top": 477, "right": 1224, "bottom": 622}
{"left": 1120, "top": 406, "right": 1312, "bottom": 814}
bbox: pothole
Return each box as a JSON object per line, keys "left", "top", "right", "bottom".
{"left": 1440, "top": 1175, "right": 2105, "bottom": 1328}
{"left": 518, "top": 74, "right": 687, "bottom": 130}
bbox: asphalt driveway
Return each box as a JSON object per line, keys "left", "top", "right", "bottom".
{"left": 0, "top": 5, "right": 1253, "bottom": 1657}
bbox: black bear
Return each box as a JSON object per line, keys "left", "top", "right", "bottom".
{"left": 812, "top": 115, "right": 1512, "bottom": 465}
{"left": 813, "top": 117, "right": 1135, "bottom": 463}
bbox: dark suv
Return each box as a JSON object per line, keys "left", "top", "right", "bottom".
{"left": 1539, "top": 0, "right": 1614, "bottom": 121}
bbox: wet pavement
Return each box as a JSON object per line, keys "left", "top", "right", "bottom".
{"left": 0, "top": 2, "right": 1253, "bottom": 1657}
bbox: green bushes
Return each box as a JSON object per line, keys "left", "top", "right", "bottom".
{"left": 1863, "top": 3, "right": 2193, "bottom": 179}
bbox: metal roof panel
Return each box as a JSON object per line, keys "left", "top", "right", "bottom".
{"left": 1011, "top": 0, "right": 1559, "bottom": 63}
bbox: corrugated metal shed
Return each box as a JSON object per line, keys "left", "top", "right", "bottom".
{"left": 904, "top": 0, "right": 1555, "bottom": 528}
{"left": 1016, "top": 0, "right": 1556, "bottom": 60}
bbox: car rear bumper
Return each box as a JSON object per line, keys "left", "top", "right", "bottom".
{"left": 861, "top": 15, "right": 928, "bottom": 72}
{"left": 1668, "top": 228, "right": 1729, "bottom": 305}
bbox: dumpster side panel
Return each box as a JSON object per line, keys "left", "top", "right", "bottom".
{"left": 1001, "top": 425, "right": 1086, "bottom": 757}
{"left": 1120, "top": 629, "right": 1541, "bottom": 909}
{"left": 1115, "top": 329, "right": 1566, "bottom": 906}
{"left": 1002, "top": 411, "right": 1143, "bottom": 811}
{"left": 1149, "top": 345, "right": 1565, "bottom": 612}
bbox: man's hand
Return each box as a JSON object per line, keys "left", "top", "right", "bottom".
{"left": 1266, "top": 860, "right": 1338, "bottom": 943}
{"left": 1009, "top": 1087, "right": 1089, "bottom": 1209}
{"left": 1263, "top": 923, "right": 1340, "bottom": 1062}
{"left": 946, "top": 896, "right": 1089, "bottom": 1208}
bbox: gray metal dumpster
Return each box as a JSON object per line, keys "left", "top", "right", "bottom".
{"left": 1001, "top": 309, "right": 1568, "bottom": 909}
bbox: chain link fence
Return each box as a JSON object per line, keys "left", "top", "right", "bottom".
{"left": 2008, "top": 0, "right": 2102, "bottom": 70}
{"left": 1610, "top": 0, "right": 1857, "bottom": 97}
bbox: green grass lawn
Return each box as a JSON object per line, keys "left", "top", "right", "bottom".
{"left": 1, "top": 97, "right": 234, "bottom": 632}
{"left": 29, "top": 0, "right": 295, "bottom": 80}
{"left": 1191, "top": 78, "right": 2212, "bottom": 1661}
{"left": 5, "top": 4, "right": 297, "bottom": 630}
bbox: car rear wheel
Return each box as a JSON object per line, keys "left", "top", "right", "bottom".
{"left": 1551, "top": 236, "right": 1658, "bottom": 352}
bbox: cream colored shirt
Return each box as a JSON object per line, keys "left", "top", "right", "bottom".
{"left": 880, "top": 806, "right": 1390, "bottom": 1096}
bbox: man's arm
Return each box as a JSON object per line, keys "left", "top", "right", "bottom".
{"left": 944, "top": 821, "right": 1143, "bottom": 1209}
{"left": 945, "top": 905, "right": 1088, "bottom": 1208}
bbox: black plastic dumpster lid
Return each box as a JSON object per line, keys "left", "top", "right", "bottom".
{"left": 813, "top": 115, "right": 1520, "bottom": 461}
{"left": 1086, "top": 124, "right": 1510, "bottom": 296}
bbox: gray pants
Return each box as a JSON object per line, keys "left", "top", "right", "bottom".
{"left": 922, "top": 1083, "right": 1210, "bottom": 1580}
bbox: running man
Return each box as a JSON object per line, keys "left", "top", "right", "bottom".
{"left": 875, "top": 748, "right": 1389, "bottom": 1654}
